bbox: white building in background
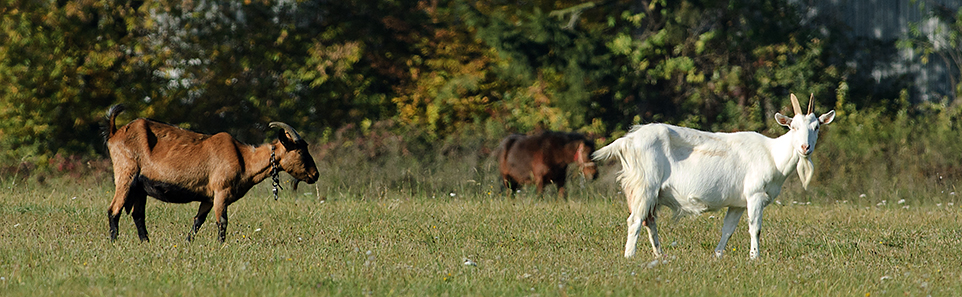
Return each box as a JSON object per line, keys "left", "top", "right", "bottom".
{"left": 796, "top": 0, "right": 960, "bottom": 102}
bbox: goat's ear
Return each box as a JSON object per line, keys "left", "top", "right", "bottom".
{"left": 774, "top": 113, "right": 792, "bottom": 127}
{"left": 818, "top": 110, "right": 836, "bottom": 125}
{"left": 277, "top": 130, "right": 297, "bottom": 148}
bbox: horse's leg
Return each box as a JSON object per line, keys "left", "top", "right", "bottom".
{"left": 552, "top": 167, "right": 567, "bottom": 201}
{"left": 502, "top": 175, "right": 520, "bottom": 197}
{"left": 508, "top": 180, "right": 520, "bottom": 195}
{"left": 534, "top": 175, "right": 545, "bottom": 197}
{"left": 500, "top": 175, "right": 510, "bottom": 193}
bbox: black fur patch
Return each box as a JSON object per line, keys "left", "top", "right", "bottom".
{"left": 135, "top": 175, "right": 209, "bottom": 203}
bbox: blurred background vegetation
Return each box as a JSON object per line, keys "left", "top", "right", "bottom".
{"left": 1, "top": 0, "right": 960, "bottom": 204}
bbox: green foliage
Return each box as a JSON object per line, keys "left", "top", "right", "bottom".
{"left": 602, "top": 0, "right": 849, "bottom": 132}
{"left": 0, "top": 0, "right": 960, "bottom": 196}
{"left": 462, "top": 1, "right": 617, "bottom": 133}
{"left": 0, "top": 1, "right": 153, "bottom": 164}
{"left": 813, "top": 89, "right": 962, "bottom": 203}
{"left": 390, "top": 4, "right": 500, "bottom": 139}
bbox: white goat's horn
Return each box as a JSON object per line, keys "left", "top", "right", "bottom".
{"left": 269, "top": 122, "right": 303, "bottom": 142}
{"left": 807, "top": 93, "right": 815, "bottom": 115}
{"left": 790, "top": 94, "right": 802, "bottom": 115}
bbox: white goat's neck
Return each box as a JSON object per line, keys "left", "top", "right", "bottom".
{"left": 770, "top": 131, "right": 803, "bottom": 178}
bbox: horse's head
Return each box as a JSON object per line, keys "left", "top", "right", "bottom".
{"left": 575, "top": 140, "right": 598, "bottom": 180}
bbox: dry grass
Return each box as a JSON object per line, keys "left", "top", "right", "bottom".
{"left": 1, "top": 174, "right": 960, "bottom": 296}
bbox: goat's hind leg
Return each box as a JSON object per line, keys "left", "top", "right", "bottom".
{"left": 624, "top": 211, "right": 642, "bottom": 258}
{"left": 625, "top": 210, "right": 662, "bottom": 258}
{"left": 108, "top": 174, "right": 136, "bottom": 241}
{"left": 642, "top": 213, "right": 662, "bottom": 257}
{"left": 128, "top": 186, "right": 149, "bottom": 242}
{"left": 186, "top": 201, "right": 213, "bottom": 242}
{"left": 624, "top": 186, "right": 661, "bottom": 258}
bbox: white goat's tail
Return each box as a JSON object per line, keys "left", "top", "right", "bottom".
{"left": 591, "top": 137, "right": 624, "bottom": 163}
{"left": 593, "top": 130, "right": 659, "bottom": 220}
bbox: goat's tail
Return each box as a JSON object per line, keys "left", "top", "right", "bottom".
{"left": 592, "top": 138, "right": 624, "bottom": 163}
{"left": 592, "top": 127, "right": 659, "bottom": 218}
{"left": 106, "top": 104, "right": 126, "bottom": 138}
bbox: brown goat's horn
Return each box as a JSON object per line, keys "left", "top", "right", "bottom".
{"left": 790, "top": 94, "right": 802, "bottom": 115}
{"left": 807, "top": 93, "right": 815, "bottom": 115}
{"left": 269, "top": 122, "right": 303, "bottom": 142}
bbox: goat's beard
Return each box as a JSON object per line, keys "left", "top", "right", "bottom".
{"left": 796, "top": 156, "right": 814, "bottom": 190}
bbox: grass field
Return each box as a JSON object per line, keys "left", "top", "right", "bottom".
{"left": 1, "top": 174, "right": 961, "bottom": 296}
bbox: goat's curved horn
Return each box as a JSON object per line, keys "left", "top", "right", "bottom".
{"left": 269, "top": 122, "right": 303, "bottom": 142}
{"left": 807, "top": 93, "right": 815, "bottom": 115}
{"left": 790, "top": 94, "right": 802, "bottom": 115}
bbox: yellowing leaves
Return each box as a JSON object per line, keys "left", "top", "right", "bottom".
{"left": 299, "top": 41, "right": 363, "bottom": 88}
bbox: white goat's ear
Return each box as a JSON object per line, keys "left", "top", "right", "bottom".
{"left": 796, "top": 157, "right": 814, "bottom": 190}
{"left": 819, "top": 110, "right": 836, "bottom": 125}
{"left": 774, "top": 113, "right": 793, "bottom": 127}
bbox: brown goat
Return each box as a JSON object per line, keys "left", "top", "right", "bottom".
{"left": 496, "top": 131, "right": 598, "bottom": 198}
{"left": 105, "top": 105, "right": 319, "bottom": 242}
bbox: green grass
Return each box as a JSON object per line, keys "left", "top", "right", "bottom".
{"left": 1, "top": 175, "right": 961, "bottom": 296}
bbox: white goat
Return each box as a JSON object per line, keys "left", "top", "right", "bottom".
{"left": 593, "top": 94, "right": 835, "bottom": 259}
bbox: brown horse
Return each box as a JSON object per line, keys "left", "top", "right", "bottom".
{"left": 496, "top": 131, "right": 598, "bottom": 198}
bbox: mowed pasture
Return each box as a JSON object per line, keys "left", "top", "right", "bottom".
{"left": 1, "top": 174, "right": 961, "bottom": 296}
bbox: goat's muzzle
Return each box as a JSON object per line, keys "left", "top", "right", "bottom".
{"left": 304, "top": 171, "right": 319, "bottom": 184}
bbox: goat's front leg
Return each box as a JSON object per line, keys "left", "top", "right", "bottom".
{"left": 746, "top": 194, "right": 769, "bottom": 259}
{"left": 714, "top": 207, "right": 745, "bottom": 258}
{"left": 212, "top": 194, "right": 229, "bottom": 243}
{"left": 187, "top": 201, "right": 213, "bottom": 242}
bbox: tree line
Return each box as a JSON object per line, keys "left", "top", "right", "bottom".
{"left": 1, "top": 0, "right": 959, "bottom": 167}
